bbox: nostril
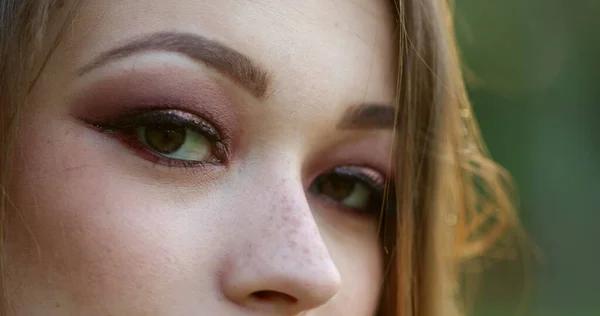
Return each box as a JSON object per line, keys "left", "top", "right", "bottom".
{"left": 252, "top": 290, "right": 298, "bottom": 304}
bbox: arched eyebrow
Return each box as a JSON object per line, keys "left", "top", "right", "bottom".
{"left": 79, "top": 31, "right": 395, "bottom": 130}
{"left": 78, "top": 31, "right": 271, "bottom": 99}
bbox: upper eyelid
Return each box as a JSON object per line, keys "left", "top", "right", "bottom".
{"left": 94, "top": 109, "right": 223, "bottom": 139}
{"left": 316, "top": 167, "right": 387, "bottom": 200}
{"left": 71, "top": 73, "right": 392, "bottom": 178}
{"left": 87, "top": 115, "right": 228, "bottom": 165}
{"left": 70, "top": 67, "right": 393, "bottom": 174}
{"left": 333, "top": 166, "right": 386, "bottom": 186}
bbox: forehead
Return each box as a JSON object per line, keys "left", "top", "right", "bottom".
{"left": 51, "top": 0, "right": 397, "bottom": 106}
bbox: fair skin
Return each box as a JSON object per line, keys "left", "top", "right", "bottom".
{"left": 6, "top": 0, "right": 396, "bottom": 315}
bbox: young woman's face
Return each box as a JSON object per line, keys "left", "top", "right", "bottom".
{"left": 7, "top": 0, "right": 396, "bottom": 315}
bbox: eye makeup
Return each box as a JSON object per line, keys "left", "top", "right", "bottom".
{"left": 308, "top": 164, "right": 396, "bottom": 231}
{"left": 311, "top": 136, "right": 396, "bottom": 178}
{"left": 331, "top": 166, "right": 387, "bottom": 200}
{"left": 67, "top": 62, "right": 397, "bottom": 220}
{"left": 310, "top": 166, "right": 386, "bottom": 212}
{"left": 68, "top": 66, "right": 241, "bottom": 149}
{"left": 64, "top": 64, "right": 246, "bottom": 174}
{"left": 84, "top": 109, "right": 229, "bottom": 167}
{"left": 305, "top": 134, "right": 396, "bottom": 225}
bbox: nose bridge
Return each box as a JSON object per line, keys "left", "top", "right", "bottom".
{"left": 220, "top": 162, "right": 341, "bottom": 312}
{"left": 240, "top": 154, "right": 315, "bottom": 240}
{"left": 246, "top": 161, "right": 331, "bottom": 269}
{"left": 262, "top": 178, "right": 329, "bottom": 269}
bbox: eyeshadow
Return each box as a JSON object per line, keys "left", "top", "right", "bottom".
{"left": 68, "top": 67, "right": 241, "bottom": 146}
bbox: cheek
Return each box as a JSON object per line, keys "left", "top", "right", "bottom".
{"left": 6, "top": 116, "right": 224, "bottom": 307}
{"left": 320, "top": 219, "right": 383, "bottom": 314}
{"left": 7, "top": 111, "right": 386, "bottom": 314}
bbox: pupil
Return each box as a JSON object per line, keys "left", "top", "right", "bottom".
{"left": 145, "top": 126, "right": 186, "bottom": 154}
{"left": 320, "top": 175, "right": 354, "bottom": 201}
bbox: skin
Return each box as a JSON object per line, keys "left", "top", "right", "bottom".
{"left": 7, "top": 0, "right": 397, "bottom": 315}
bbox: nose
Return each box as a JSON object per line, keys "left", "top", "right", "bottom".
{"left": 220, "top": 178, "right": 341, "bottom": 314}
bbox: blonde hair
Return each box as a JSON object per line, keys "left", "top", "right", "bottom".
{"left": 0, "top": 1, "right": 519, "bottom": 316}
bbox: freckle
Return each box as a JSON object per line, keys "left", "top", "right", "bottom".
{"left": 268, "top": 215, "right": 273, "bottom": 221}
{"left": 55, "top": 302, "right": 60, "bottom": 308}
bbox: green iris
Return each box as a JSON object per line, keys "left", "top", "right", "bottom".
{"left": 136, "top": 125, "right": 212, "bottom": 162}
{"left": 312, "top": 173, "right": 372, "bottom": 210}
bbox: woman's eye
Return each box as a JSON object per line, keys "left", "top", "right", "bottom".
{"left": 135, "top": 125, "right": 213, "bottom": 162}
{"left": 86, "top": 109, "right": 226, "bottom": 167}
{"left": 310, "top": 168, "right": 385, "bottom": 215}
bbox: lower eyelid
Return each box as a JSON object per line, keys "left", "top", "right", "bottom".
{"left": 311, "top": 193, "right": 381, "bottom": 220}
{"left": 85, "top": 124, "right": 209, "bottom": 169}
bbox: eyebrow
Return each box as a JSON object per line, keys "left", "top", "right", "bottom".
{"left": 337, "top": 103, "right": 396, "bottom": 130}
{"left": 79, "top": 32, "right": 270, "bottom": 99}
{"left": 79, "top": 32, "right": 395, "bottom": 130}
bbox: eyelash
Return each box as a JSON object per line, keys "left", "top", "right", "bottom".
{"left": 311, "top": 166, "right": 393, "bottom": 216}
{"left": 83, "top": 108, "right": 394, "bottom": 218}
{"left": 84, "top": 108, "right": 228, "bottom": 169}
{"left": 336, "top": 167, "right": 385, "bottom": 197}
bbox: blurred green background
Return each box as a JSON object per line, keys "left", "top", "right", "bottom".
{"left": 454, "top": 0, "right": 599, "bottom": 315}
